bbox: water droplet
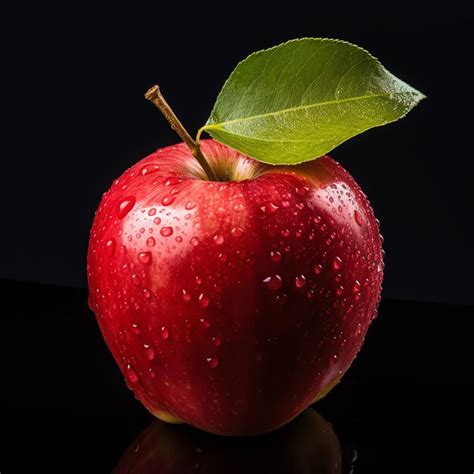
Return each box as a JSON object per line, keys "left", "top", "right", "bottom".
{"left": 281, "top": 229, "right": 290, "bottom": 238}
{"left": 148, "top": 208, "right": 157, "bottom": 216}
{"left": 131, "top": 323, "right": 141, "bottom": 335}
{"left": 261, "top": 203, "right": 279, "bottom": 214}
{"left": 306, "top": 289, "right": 315, "bottom": 299}
{"left": 218, "top": 253, "right": 227, "bottom": 262}
{"left": 198, "top": 293, "right": 210, "bottom": 308}
{"left": 332, "top": 256, "right": 343, "bottom": 270}
{"left": 140, "top": 164, "right": 160, "bottom": 176}
{"left": 296, "top": 186, "right": 309, "bottom": 196}
{"left": 352, "top": 280, "right": 361, "bottom": 293}
{"left": 175, "top": 236, "right": 183, "bottom": 243}
{"left": 162, "top": 195, "right": 176, "bottom": 206}
{"left": 336, "top": 286, "right": 344, "bottom": 296}
{"left": 270, "top": 251, "right": 282, "bottom": 262}
{"left": 126, "top": 366, "right": 139, "bottom": 383}
{"left": 206, "top": 357, "right": 219, "bottom": 368}
{"left": 153, "top": 217, "right": 161, "bottom": 225}
{"left": 182, "top": 289, "right": 191, "bottom": 302}
{"left": 276, "top": 293, "right": 288, "bottom": 304}
{"left": 231, "top": 226, "right": 243, "bottom": 237}
{"left": 296, "top": 202, "right": 305, "bottom": 210}
{"left": 160, "top": 226, "right": 173, "bottom": 237}
{"left": 160, "top": 326, "right": 169, "bottom": 339}
{"left": 138, "top": 251, "right": 152, "bottom": 265}
{"left": 164, "top": 176, "right": 181, "bottom": 186}
{"left": 190, "top": 237, "right": 200, "bottom": 246}
{"left": 234, "top": 203, "right": 244, "bottom": 212}
{"left": 144, "top": 345, "right": 155, "bottom": 361}
{"left": 212, "top": 336, "right": 221, "bottom": 347}
{"left": 213, "top": 234, "right": 224, "bottom": 245}
{"left": 354, "top": 210, "right": 363, "bottom": 226}
{"left": 195, "top": 275, "right": 202, "bottom": 285}
{"left": 185, "top": 201, "right": 196, "bottom": 210}
{"left": 314, "top": 264, "right": 323, "bottom": 275}
{"left": 106, "top": 238, "right": 116, "bottom": 255}
{"left": 263, "top": 274, "right": 282, "bottom": 291}
{"left": 117, "top": 197, "right": 135, "bottom": 219}
{"left": 146, "top": 237, "right": 156, "bottom": 247}
{"left": 281, "top": 200, "right": 290, "bottom": 208}
{"left": 314, "top": 215, "right": 322, "bottom": 224}
{"left": 142, "top": 288, "right": 151, "bottom": 298}
{"left": 295, "top": 275, "right": 306, "bottom": 288}
{"left": 200, "top": 318, "right": 210, "bottom": 328}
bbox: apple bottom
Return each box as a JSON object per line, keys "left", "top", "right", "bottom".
{"left": 140, "top": 369, "right": 346, "bottom": 435}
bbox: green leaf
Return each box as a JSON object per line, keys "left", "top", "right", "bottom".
{"left": 198, "top": 38, "right": 425, "bottom": 165}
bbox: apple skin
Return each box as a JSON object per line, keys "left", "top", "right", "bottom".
{"left": 113, "top": 408, "right": 341, "bottom": 474}
{"left": 87, "top": 139, "right": 383, "bottom": 435}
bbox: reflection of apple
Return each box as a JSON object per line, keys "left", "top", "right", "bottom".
{"left": 88, "top": 139, "right": 383, "bottom": 435}
{"left": 113, "top": 408, "right": 341, "bottom": 473}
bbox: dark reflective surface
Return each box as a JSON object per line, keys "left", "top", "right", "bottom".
{"left": 1, "top": 280, "right": 472, "bottom": 472}
{"left": 114, "top": 408, "right": 342, "bottom": 473}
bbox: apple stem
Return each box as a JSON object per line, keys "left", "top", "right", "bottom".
{"left": 144, "top": 85, "right": 218, "bottom": 181}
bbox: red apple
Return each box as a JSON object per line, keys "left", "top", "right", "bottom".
{"left": 113, "top": 407, "right": 341, "bottom": 473}
{"left": 87, "top": 139, "right": 383, "bottom": 435}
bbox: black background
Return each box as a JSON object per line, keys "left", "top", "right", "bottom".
{"left": 1, "top": 1, "right": 473, "bottom": 472}
{"left": 2, "top": 0, "right": 473, "bottom": 304}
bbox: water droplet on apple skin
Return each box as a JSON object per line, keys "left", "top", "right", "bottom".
{"left": 182, "top": 289, "right": 191, "bottom": 302}
{"left": 314, "top": 264, "right": 323, "bottom": 275}
{"left": 213, "top": 234, "right": 225, "bottom": 245}
{"left": 332, "top": 256, "right": 343, "bottom": 271}
{"left": 160, "top": 226, "right": 173, "bottom": 237}
{"left": 105, "top": 238, "right": 116, "bottom": 256}
{"left": 140, "top": 164, "right": 160, "bottom": 176}
{"left": 144, "top": 345, "right": 155, "bottom": 361}
{"left": 198, "top": 294, "right": 210, "bottom": 308}
{"left": 131, "top": 323, "right": 141, "bottom": 335}
{"left": 138, "top": 251, "right": 152, "bottom": 265}
{"left": 162, "top": 195, "right": 176, "bottom": 206}
{"left": 295, "top": 275, "right": 306, "bottom": 288}
{"left": 117, "top": 197, "right": 135, "bottom": 219}
{"left": 126, "top": 366, "right": 139, "bottom": 383}
{"left": 206, "top": 357, "right": 219, "bottom": 368}
{"left": 263, "top": 274, "right": 282, "bottom": 291}
{"left": 164, "top": 176, "right": 181, "bottom": 186}
{"left": 270, "top": 251, "right": 282, "bottom": 262}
